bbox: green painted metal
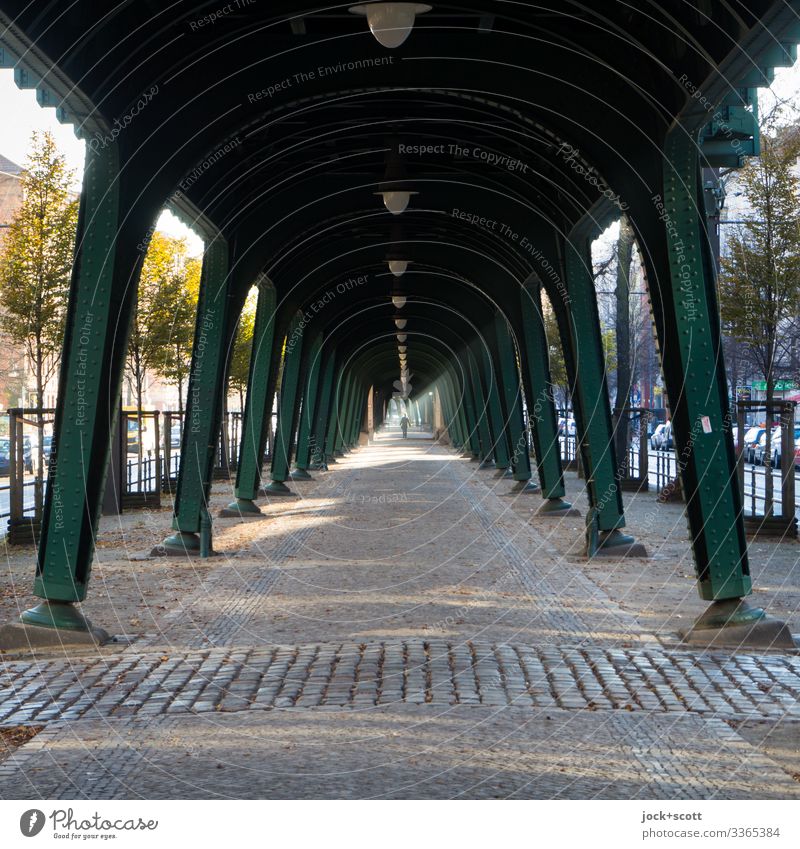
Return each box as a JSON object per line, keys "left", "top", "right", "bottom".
{"left": 294, "top": 332, "right": 324, "bottom": 469}
{"left": 457, "top": 351, "right": 481, "bottom": 455}
{"left": 310, "top": 352, "right": 336, "bottom": 467}
{"left": 492, "top": 313, "right": 532, "bottom": 482}
{"left": 233, "top": 278, "right": 277, "bottom": 502}
{"left": 349, "top": 381, "right": 366, "bottom": 446}
{"left": 270, "top": 311, "right": 305, "bottom": 483}
{"left": 519, "top": 280, "right": 567, "bottom": 499}
{"left": 470, "top": 338, "right": 509, "bottom": 465}
{"left": 659, "top": 127, "right": 751, "bottom": 601}
{"left": 20, "top": 600, "right": 96, "bottom": 632}
{"left": 168, "top": 236, "right": 231, "bottom": 539}
{"left": 563, "top": 233, "right": 625, "bottom": 532}
{"left": 467, "top": 350, "right": 493, "bottom": 460}
{"left": 332, "top": 370, "right": 354, "bottom": 455}
{"left": 452, "top": 375, "right": 470, "bottom": 449}
{"left": 28, "top": 141, "right": 127, "bottom": 608}
{"left": 323, "top": 360, "right": 341, "bottom": 461}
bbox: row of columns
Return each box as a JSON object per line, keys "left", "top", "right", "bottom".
{"left": 21, "top": 128, "right": 760, "bottom": 642}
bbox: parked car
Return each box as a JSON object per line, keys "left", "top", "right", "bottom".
{"left": 755, "top": 425, "right": 800, "bottom": 468}
{"left": 742, "top": 426, "right": 766, "bottom": 464}
{"left": 650, "top": 421, "right": 673, "bottom": 451}
{"left": 0, "top": 437, "right": 33, "bottom": 475}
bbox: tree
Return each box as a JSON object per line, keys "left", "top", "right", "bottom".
{"left": 128, "top": 233, "right": 199, "bottom": 472}
{"left": 720, "top": 127, "right": 800, "bottom": 496}
{"left": 0, "top": 131, "right": 78, "bottom": 482}
{"left": 613, "top": 216, "right": 635, "bottom": 471}
{"left": 227, "top": 287, "right": 256, "bottom": 412}
{"left": 150, "top": 253, "right": 200, "bottom": 417}
{"left": 541, "top": 294, "right": 569, "bottom": 410}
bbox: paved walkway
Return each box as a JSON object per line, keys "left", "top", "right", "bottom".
{"left": 0, "top": 434, "right": 799, "bottom": 799}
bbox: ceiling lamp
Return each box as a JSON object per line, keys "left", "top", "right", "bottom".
{"left": 398, "top": 345, "right": 407, "bottom": 353}
{"left": 394, "top": 317, "right": 407, "bottom": 330}
{"left": 349, "top": 3, "right": 432, "bottom": 49}
{"left": 379, "top": 189, "right": 416, "bottom": 215}
{"left": 388, "top": 259, "right": 408, "bottom": 277}
{"left": 397, "top": 333, "right": 407, "bottom": 343}
{"left": 392, "top": 294, "right": 407, "bottom": 309}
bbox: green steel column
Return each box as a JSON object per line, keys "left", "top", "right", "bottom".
{"left": 442, "top": 381, "right": 462, "bottom": 448}
{"left": 344, "top": 379, "right": 359, "bottom": 448}
{"left": 444, "top": 372, "right": 467, "bottom": 449}
{"left": 659, "top": 128, "right": 751, "bottom": 605}
{"left": 309, "top": 352, "right": 336, "bottom": 468}
{"left": 292, "top": 332, "right": 324, "bottom": 478}
{"left": 224, "top": 278, "right": 277, "bottom": 517}
{"left": 563, "top": 234, "right": 627, "bottom": 536}
{"left": 457, "top": 352, "right": 481, "bottom": 456}
{"left": 451, "top": 372, "right": 470, "bottom": 450}
{"left": 324, "top": 366, "right": 344, "bottom": 462}
{"left": 264, "top": 311, "right": 305, "bottom": 495}
{"left": 492, "top": 313, "right": 534, "bottom": 486}
{"left": 347, "top": 380, "right": 365, "bottom": 447}
{"left": 161, "top": 236, "right": 231, "bottom": 554}
{"left": 471, "top": 338, "right": 510, "bottom": 469}
{"left": 468, "top": 349, "right": 493, "bottom": 461}
{"left": 333, "top": 371, "right": 354, "bottom": 455}
{"left": 352, "top": 384, "right": 367, "bottom": 445}
{"left": 22, "top": 141, "right": 137, "bottom": 632}
{"left": 519, "top": 280, "right": 574, "bottom": 510}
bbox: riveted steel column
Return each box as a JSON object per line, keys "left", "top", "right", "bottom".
{"left": 519, "top": 279, "right": 571, "bottom": 505}
{"left": 492, "top": 313, "right": 533, "bottom": 482}
{"left": 265, "top": 311, "right": 305, "bottom": 494}
{"left": 161, "top": 236, "right": 231, "bottom": 553}
{"left": 224, "top": 277, "right": 277, "bottom": 516}
{"left": 659, "top": 128, "right": 750, "bottom": 602}
{"left": 309, "top": 352, "right": 336, "bottom": 468}
{"left": 457, "top": 351, "right": 481, "bottom": 455}
{"left": 564, "top": 235, "right": 625, "bottom": 532}
{"left": 23, "top": 141, "right": 137, "bottom": 632}
{"left": 467, "top": 349, "right": 492, "bottom": 461}
{"left": 347, "top": 379, "right": 365, "bottom": 447}
{"left": 444, "top": 369, "right": 468, "bottom": 449}
{"left": 470, "top": 338, "right": 509, "bottom": 467}
{"left": 293, "top": 332, "right": 324, "bottom": 475}
{"left": 333, "top": 371, "right": 354, "bottom": 455}
{"left": 324, "top": 365, "right": 343, "bottom": 462}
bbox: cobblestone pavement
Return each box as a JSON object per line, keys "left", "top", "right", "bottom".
{"left": 1, "top": 640, "right": 799, "bottom": 723}
{"left": 1, "top": 435, "right": 798, "bottom": 799}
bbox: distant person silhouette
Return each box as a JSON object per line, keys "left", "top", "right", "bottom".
{"left": 400, "top": 415, "right": 410, "bottom": 438}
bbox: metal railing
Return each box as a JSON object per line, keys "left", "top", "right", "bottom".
{"left": 0, "top": 407, "right": 249, "bottom": 537}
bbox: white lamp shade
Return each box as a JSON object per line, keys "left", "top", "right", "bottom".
{"left": 391, "top": 295, "right": 407, "bottom": 309}
{"left": 388, "top": 259, "right": 408, "bottom": 277}
{"left": 394, "top": 318, "right": 407, "bottom": 329}
{"left": 397, "top": 333, "right": 407, "bottom": 342}
{"left": 382, "top": 190, "right": 411, "bottom": 215}
{"left": 398, "top": 345, "right": 407, "bottom": 353}
{"left": 350, "top": 3, "right": 432, "bottom": 49}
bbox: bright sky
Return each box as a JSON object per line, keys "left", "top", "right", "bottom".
{"left": 0, "top": 69, "right": 204, "bottom": 256}
{"left": 2, "top": 57, "right": 799, "bottom": 260}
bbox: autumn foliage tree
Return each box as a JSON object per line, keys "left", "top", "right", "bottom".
{"left": 0, "top": 131, "right": 78, "bottom": 475}
{"left": 720, "top": 127, "right": 800, "bottom": 479}
{"left": 127, "top": 233, "right": 199, "bottom": 463}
